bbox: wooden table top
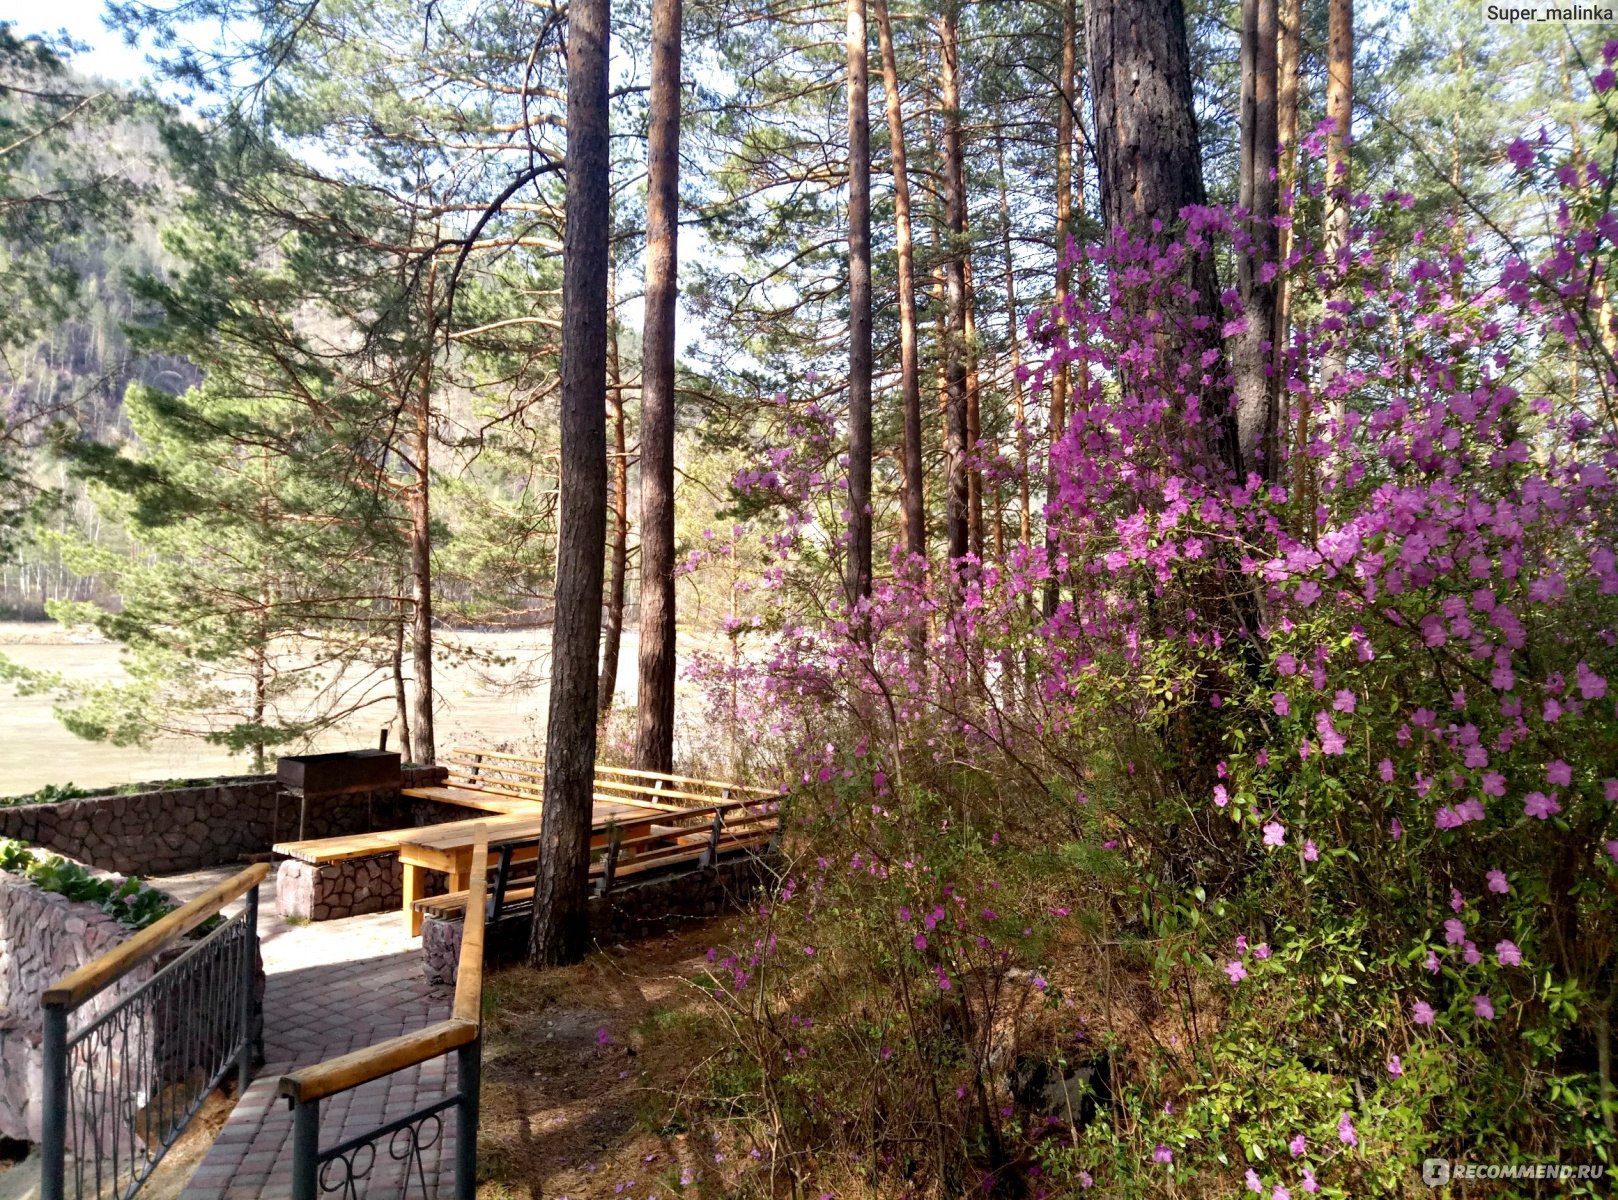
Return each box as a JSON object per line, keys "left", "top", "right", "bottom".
{"left": 275, "top": 799, "right": 667, "bottom": 863}
{"left": 395, "top": 801, "right": 662, "bottom": 854}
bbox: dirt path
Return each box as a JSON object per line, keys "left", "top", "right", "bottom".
{"left": 475, "top": 923, "right": 738, "bottom": 1200}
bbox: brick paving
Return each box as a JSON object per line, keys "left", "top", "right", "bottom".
{"left": 153, "top": 867, "right": 462, "bottom": 1199}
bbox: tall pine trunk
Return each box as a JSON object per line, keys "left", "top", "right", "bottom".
{"left": 938, "top": 2, "right": 969, "bottom": 569}
{"left": 875, "top": 0, "right": 925, "bottom": 569}
{"left": 1086, "top": 0, "right": 1233, "bottom": 470}
{"left": 531, "top": 0, "right": 611, "bottom": 968}
{"left": 598, "top": 262, "right": 628, "bottom": 715}
{"left": 1277, "top": 0, "right": 1302, "bottom": 490}
{"left": 996, "top": 133, "right": 1031, "bottom": 546}
{"left": 846, "top": 0, "right": 874, "bottom": 603}
{"left": 1087, "top": 0, "right": 1250, "bottom": 803}
{"left": 1234, "top": 0, "right": 1279, "bottom": 478}
{"left": 1322, "top": 0, "right": 1354, "bottom": 416}
{"left": 409, "top": 270, "right": 437, "bottom": 765}
{"left": 391, "top": 591, "right": 413, "bottom": 762}
{"left": 1044, "top": 1, "right": 1076, "bottom": 617}
{"left": 964, "top": 255, "right": 983, "bottom": 559}
{"left": 634, "top": 0, "right": 683, "bottom": 773}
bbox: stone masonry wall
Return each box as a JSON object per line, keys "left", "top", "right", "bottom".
{"left": 0, "top": 867, "right": 268, "bottom": 1147}
{"left": 275, "top": 798, "right": 468, "bottom": 921}
{"left": 421, "top": 853, "right": 777, "bottom": 984}
{"left": 0, "top": 766, "right": 449, "bottom": 875}
{"left": 0, "top": 870, "right": 161, "bottom": 1143}
{"left": 277, "top": 857, "right": 447, "bottom": 922}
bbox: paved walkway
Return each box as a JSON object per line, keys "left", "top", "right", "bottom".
{"left": 153, "top": 868, "right": 460, "bottom": 1200}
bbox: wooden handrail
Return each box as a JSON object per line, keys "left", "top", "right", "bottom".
{"left": 592, "top": 762, "right": 780, "bottom": 797}
{"left": 446, "top": 746, "right": 782, "bottom": 797}
{"left": 277, "top": 831, "right": 490, "bottom": 1107}
{"left": 277, "top": 1019, "right": 479, "bottom": 1104}
{"left": 43, "top": 863, "right": 270, "bottom": 1009}
{"left": 452, "top": 833, "right": 488, "bottom": 1025}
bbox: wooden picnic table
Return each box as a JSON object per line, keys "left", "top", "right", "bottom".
{"left": 396, "top": 800, "right": 669, "bottom": 934}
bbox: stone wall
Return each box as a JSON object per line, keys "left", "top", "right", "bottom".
{"left": 275, "top": 798, "right": 468, "bottom": 922}
{"left": 0, "top": 867, "right": 269, "bottom": 1147}
{"left": 0, "top": 766, "right": 449, "bottom": 875}
{"left": 0, "top": 871, "right": 162, "bottom": 1143}
{"left": 277, "top": 857, "right": 447, "bottom": 922}
{"left": 421, "top": 853, "right": 777, "bottom": 984}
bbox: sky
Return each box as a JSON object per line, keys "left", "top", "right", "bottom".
{"left": 9, "top": 0, "right": 723, "bottom": 356}
{"left": 14, "top": 0, "right": 165, "bottom": 86}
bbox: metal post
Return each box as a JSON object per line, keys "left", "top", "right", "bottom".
{"left": 290, "top": 1098, "right": 321, "bottom": 1200}
{"left": 238, "top": 884, "right": 260, "bottom": 1094}
{"left": 701, "top": 810, "right": 722, "bottom": 867}
{"left": 601, "top": 825, "right": 622, "bottom": 894}
{"left": 40, "top": 1001, "right": 67, "bottom": 1200}
{"left": 491, "top": 844, "right": 514, "bottom": 919}
{"left": 455, "top": 1038, "right": 481, "bottom": 1200}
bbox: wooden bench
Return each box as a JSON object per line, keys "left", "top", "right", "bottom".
{"left": 412, "top": 795, "right": 783, "bottom": 925}
{"left": 403, "top": 747, "right": 782, "bottom": 817}
{"left": 277, "top": 748, "right": 785, "bottom": 931}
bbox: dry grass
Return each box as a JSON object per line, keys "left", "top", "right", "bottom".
{"left": 476, "top": 921, "right": 745, "bottom": 1200}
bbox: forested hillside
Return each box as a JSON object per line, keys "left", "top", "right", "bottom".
{"left": 3, "top": 0, "right": 1618, "bottom": 1191}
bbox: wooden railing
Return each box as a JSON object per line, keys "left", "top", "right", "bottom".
{"left": 278, "top": 832, "right": 488, "bottom": 1200}
{"left": 41, "top": 864, "right": 268, "bottom": 1200}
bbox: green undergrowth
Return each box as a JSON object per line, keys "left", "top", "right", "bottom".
{"left": 0, "top": 776, "right": 229, "bottom": 808}
{"left": 0, "top": 837, "right": 181, "bottom": 929}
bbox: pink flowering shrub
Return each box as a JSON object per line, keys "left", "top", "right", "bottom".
{"left": 691, "top": 65, "right": 1618, "bottom": 1197}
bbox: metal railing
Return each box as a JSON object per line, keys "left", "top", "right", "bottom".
{"left": 41, "top": 864, "right": 268, "bottom": 1200}
{"left": 279, "top": 831, "right": 489, "bottom": 1200}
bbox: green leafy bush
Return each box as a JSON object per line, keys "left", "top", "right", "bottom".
{"left": 0, "top": 837, "right": 179, "bottom": 929}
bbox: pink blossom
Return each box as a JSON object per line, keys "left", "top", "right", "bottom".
{"left": 1546, "top": 760, "right": 1572, "bottom": 787}
{"left": 1289, "top": 1134, "right": 1306, "bottom": 1158}
{"left": 1473, "top": 994, "right": 1496, "bottom": 1020}
{"left": 1247, "top": 1169, "right": 1263, "bottom": 1193}
{"left": 1412, "top": 1000, "right": 1436, "bottom": 1025}
{"left": 1495, "top": 939, "right": 1522, "bottom": 966}
{"left": 1315, "top": 710, "right": 1347, "bottom": 755}
{"left": 1332, "top": 689, "right": 1356, "bottom": 713}
{"left": 1272, "top": 692, "right": 1291, "bottom": 716}
{"left": 1226, "top": 959, "right": 1248, "bottom": 983}
{"left": 1337, "top": 1112, "right": 1357, "bottom": 1147}
{"left": 1523, "top": 791, "right": 1561, "bottom": 820}
{"left": 1301, "top": 1167, "right": 1319, "bottom": 1194}
{"left": 1576, "top": 662, "right": 1607, "bottom": 700}
{"left": 1444, "top": 918, "right": 1466, "bottom": 945}
{"left": 1303, "top": 840, "right": 1319, "bottom": 862}
{"left": 1487, "top": 869, "right": 1509, "bottom": 893}
{"left": 1263, "top": 821, "right": 1286, "bottom": 847}
{"left": 1153, "top": 1145, "right": 1173, "bottom": 1165}
{"left": 1387, "top": 1055, "right": 1402, "bottom": 1077}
